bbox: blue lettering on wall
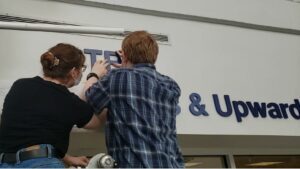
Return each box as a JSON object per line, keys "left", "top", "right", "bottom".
{"left": 289, "top": 100, "right": 300, "bottom": 119}
{"left": 232, "top": 100, "right": 249, "bottom": 122}
{"left": 189, "top": 93, "right": 209, "bottom": 116}
{"left": 246, "top": 102, "right": 267, "bottom": 118}
{"left": 279, "top": 103, "right": 289, "bottom": 119}
{"left": 83, "top": 49, "right": 102, "bottom": 67}
{"left": 84, "top": 48, "right": 122, "bottom": 70}
{"left": 213, "top": 94, "right": 232, "bottom": 117}
{"left": 267, "top": 103, "right": 283, "bottom": 119}
{"left": 211, "top": 94, "right": 300, "bottom": 122}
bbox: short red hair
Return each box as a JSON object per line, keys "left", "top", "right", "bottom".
{"left": 122, "top": 31, "right": 159, "bottom": 64}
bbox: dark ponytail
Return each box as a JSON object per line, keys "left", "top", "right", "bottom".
{"left": 40, "top": 52, "right": 56, "bottom": 70}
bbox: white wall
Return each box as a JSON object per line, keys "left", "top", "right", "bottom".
{"left": 0, "top": 0, "right": 300, "bottom": 137}
{"left": 87, "top": 0, "right": 300, "bottom": 30}
{"left": 2, "top": 0, "right": 300, "bottom": 30}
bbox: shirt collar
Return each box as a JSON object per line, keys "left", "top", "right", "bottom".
{"left": 133, "top": 63, "right": 156, "bottom": 70}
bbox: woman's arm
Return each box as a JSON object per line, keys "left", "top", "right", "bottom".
{"left": 83, "top": 109, "right": 108, "bottom": 129}
{"left": 79, "top": 60, "right": 109, "bottom": 129}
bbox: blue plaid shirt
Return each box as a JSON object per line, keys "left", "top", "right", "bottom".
{"left": 86, "top": 63, "right": 184, "bottom": 168}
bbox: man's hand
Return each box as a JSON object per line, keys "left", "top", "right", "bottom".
{"left": 111, "top": 62, "right": 122, "bottom": 68}
{"left": 63, "top": 154, "right": 90, "bottom": 167}
{"left": 112, "top": 50, "right": 123, "bottom": 68}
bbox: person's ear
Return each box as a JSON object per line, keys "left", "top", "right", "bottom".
{"left": 69, "top": 67, "right": 78, "bottom": 79}
{"left": 121, "top": 52, "right": 128, "bottom": 64}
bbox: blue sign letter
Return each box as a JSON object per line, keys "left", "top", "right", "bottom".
{"left": 84, "top": 49, "right": 103, "bottom": 67}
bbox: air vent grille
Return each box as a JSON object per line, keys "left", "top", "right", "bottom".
{"left": 0, "top": 14, "right": 169, "bottom": 43}
{"left": 0, "top": 14, "right": 75, "bottom": 25}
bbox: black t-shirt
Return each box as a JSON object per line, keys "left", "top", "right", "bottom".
{"left": 0, "top": 76, "right": 94, "bottom": 157}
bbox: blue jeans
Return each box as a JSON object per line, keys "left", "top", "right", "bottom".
{"left": 0, "top": 144, "right": 65, "bottom": 168}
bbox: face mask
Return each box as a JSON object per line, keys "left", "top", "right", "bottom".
{"left": 73, "top": 72, "right": 82, "bottom": 86}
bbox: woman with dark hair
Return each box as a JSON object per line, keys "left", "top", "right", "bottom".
{"left": 0, "top": 43, "right": 108, "bottom": 168}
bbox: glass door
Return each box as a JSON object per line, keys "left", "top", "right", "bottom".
{"left": 234, "top": 155, "right": 300, "bottom": 168}
{"left": 184, "top": 155, "right": 228, "bottom": 168}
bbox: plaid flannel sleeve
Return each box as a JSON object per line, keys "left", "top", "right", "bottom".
{"left": 85, "top": 74, "right": 111, "bottom": 114}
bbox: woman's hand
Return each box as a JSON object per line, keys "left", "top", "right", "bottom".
{"left": 80, "top": 60, "right": 109, "bottom": 101}
{"left": 63, "top": 154, "right": 90, "bottom": 167}
{"left": 91, "top": 59, "right": 109, "bottom": 78}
